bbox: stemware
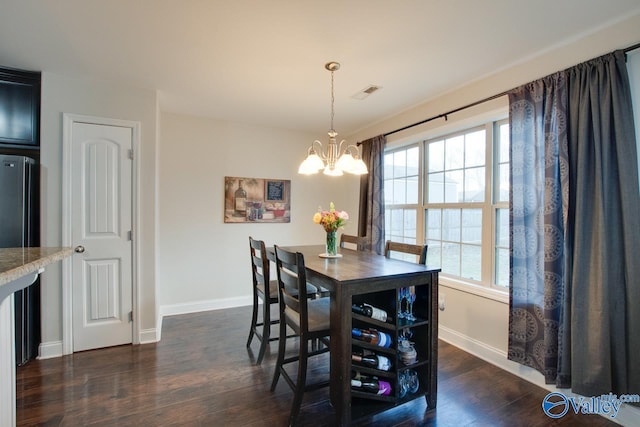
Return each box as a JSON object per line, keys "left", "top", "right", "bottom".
{"left": 406, "top": 286, "right": 417, "bottom": 321}
{"left": 397, "top": 287, "right": 407, "bottom": 319}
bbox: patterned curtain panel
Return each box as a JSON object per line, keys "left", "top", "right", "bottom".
{"left": 358, "top": 134, "right": 385, "bottom": 255}
{"left": 507, "top": 72, "right": 570, "bottom": 385}
{"left": 565, "top": 51, "right": 640, "bottom": 397}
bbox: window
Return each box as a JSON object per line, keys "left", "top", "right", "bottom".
{"left": 384, "top": 145, "right": 420, "bottom": 262}
{"left": 384, "top": 118, "right": 510, "bottom": 292}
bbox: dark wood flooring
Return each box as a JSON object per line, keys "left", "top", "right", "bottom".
{"left": 16, "top": 306, "right": 617, "bottom": 426}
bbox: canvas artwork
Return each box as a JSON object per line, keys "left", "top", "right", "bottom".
{"left": 224, "top": 176, "right": 291, "bottom": 223}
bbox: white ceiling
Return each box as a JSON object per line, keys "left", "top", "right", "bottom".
{"left": 1, "top": 0, "right": 640, "bottom": 135}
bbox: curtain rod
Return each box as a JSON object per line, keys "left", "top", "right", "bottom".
{"left": 381, "top": 41, "right": 640, "bottom": 139}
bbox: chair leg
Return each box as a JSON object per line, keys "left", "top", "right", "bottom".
{"left": 255, "top": 300, "right": 271, "bottom": 365}
{"left": 288, "top": 336, "right": 308, "bottom": 427}
{"left": 270, "top": 317, "right": 287, "bottom": 391}
{"left": 246, "top": 292, "right": 259, "bottom": 348}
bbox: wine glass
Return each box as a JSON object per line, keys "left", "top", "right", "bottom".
{"left": 406, "top": 286, "right": 417, "bottom": 321}
{"left": 397, "top": 287, "right": 407, "bottom": 319}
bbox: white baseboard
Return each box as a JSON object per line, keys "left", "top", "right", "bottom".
{"left": 159, "top": 296, "right": 252, "bottom": 318}
{"left": 38, "top": 340, "right": 63, "bottom": 360}
{"left": 138, "top": 328, "right": 159, "bottom": 344}
{"left": 439, "top": 325, "right": 640, "bottom": 427}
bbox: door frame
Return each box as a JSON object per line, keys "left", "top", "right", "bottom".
{"left": 61, "top": 113, "right": 140, "bottom": 355}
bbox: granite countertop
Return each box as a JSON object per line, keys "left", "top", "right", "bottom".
{"left": 0, "top": 247, "right": 73, "bottom": 286}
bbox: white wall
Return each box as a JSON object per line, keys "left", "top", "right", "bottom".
{"left": 157, "top": 112, "right": 360, "bottom": 316}
{"left": 348, "top": 12, "right": 640, "bottom": 426}
{"left": 39, "top": 72, "right": 159, "bottom": 352}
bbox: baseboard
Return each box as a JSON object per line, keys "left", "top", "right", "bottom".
{"left": 138, "top": 328, "right": 159, "bottom": 344}
{"left": 439, "top": 325, "right": 640, "bottom": 427}
{"left": 38, "top": 340, "right": 63, "bottom": 360}
{"left": 159, "top": 295, "right": 252, "bottom": 318}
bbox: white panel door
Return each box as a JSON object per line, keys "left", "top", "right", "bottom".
{"left": 71, "top": 122, "right": 133, "bottom": 352}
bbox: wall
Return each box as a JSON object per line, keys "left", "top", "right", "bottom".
{"left": 157, "top": 112, "right": 359, "bottom": 318}
{"left": 348, "top": 12, "right": 640, "bottom": 427}
{"left": 39, "top": 72, "right": 159, "bottom": 354}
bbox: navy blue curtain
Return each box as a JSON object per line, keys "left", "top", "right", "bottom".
{"left": 508, "top": 50, "right": 640, "bottom": 396}
{"left": 358, "top": 135, "right": 386, "bottom": 255}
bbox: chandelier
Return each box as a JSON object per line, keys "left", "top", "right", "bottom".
{"left": 298, "top": 62, "right": 368, "bottom": 176}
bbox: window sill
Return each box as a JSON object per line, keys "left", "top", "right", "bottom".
{"left": 438, "top": 276, "right": 509, "bottom": 304}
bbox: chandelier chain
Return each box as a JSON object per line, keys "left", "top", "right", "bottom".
{"left": 330, "top": 69, "right": 335, "bottom": 131}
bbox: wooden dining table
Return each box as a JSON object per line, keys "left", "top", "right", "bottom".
{"left": 268, "top": 244, "right": 440, "bottom": 426}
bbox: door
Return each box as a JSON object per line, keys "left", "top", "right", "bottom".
{"left": 69, "top": 120, "right": 133, "bottom": 352}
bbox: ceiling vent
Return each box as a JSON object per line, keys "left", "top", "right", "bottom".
{"left": 352, "top": 85, "right": 382, "bottom": 100}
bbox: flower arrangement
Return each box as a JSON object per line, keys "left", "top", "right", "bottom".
{"left": 313, "top": 202, "right": 349, "bottom": 232}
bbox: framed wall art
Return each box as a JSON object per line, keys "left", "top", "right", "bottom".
{"left": 224, "top": 176, "right": 291, "bottom": 223}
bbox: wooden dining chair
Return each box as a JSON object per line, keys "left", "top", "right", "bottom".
{"left": 271, "top": 245, "right": 330, "bottom": 426}
{"left": 339, "top": 233, "right": 371, "bottom": 251}
{"left": 247, "top": 237, "right": 320, "bottom": 365}
{"left": 246, "top": 237, "right": 280, "bottom": 365}
{"left": 384, "top": 240, "right": 428, "bottom": 265}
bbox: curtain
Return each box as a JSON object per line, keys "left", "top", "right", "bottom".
{"left": 508, "top": 50, "right": 640, "bottom": 397}
{"left": 358, "top": 134, "right": 385, "bottom": 254}
{"left": 565, "top": 50, "right": 640, "bottom": 397}
{"left": 507, "top": 72, "right": 570, "bottom": 386}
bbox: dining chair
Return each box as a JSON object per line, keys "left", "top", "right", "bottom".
{"left": 384, "top": 240, "right": 428, "bottom": 265}
{"left": 271, "top": 245, "right": 331, "bottom": 426}
{"left": 246, "top": 236, "right": 280, "bottom": 365}
{"left": 339, "top": 233, "right": 371, "bottom": 251}
{"left": 247, "top": 237, "right": 321, "bottom": 365}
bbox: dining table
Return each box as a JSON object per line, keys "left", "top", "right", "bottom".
{"left": 267, "top": 244, "right": 440, "bottom": 426}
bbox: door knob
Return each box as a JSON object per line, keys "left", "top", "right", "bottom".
{"left": 74, "top": 246, "right": 85, "bottom": 253}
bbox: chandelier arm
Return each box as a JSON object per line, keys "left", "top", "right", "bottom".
{"left": 310, "top": 140, "right": 327, "bottom": 160}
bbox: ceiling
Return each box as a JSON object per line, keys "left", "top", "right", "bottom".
{"left": 1, "top": 0, "right": 640, "bottom": 135}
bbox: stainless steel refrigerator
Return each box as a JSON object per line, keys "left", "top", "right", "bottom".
{"left": 0, "top": 153, "right": 39, "bottom": 365}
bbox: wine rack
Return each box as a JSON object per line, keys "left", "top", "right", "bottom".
{"left": 349, "top": 281, "right": 437, "bottom": 420}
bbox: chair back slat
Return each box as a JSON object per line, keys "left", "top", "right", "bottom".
{"left": 384, "top": 240, "right": 428, "bottom": 265}
{"left": 274, "top": 245, "right": 309, "bottom": 332}
{"left": 249, "top": 237, "right": 271, "bottom": 295}
{"left": 339, "top": 234, "right": 371, "bottom": 251}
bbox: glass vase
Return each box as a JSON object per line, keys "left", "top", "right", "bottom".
{"left": 326, "top": 230, "right": 337, "bottom": 256}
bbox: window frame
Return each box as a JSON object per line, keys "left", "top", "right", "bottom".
{"left": 383, "top": 114, "right": 510, "bottom": 303}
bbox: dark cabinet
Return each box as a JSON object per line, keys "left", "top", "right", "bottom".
{"left": 0, "top": 67, "right": 41, "bottom": 149}
{"left": 350, "top": 278, "right": 438, "bottom": 420}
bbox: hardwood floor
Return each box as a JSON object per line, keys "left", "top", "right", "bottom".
{"left": 17, "top": 306, "right": 617, "bottom": 426}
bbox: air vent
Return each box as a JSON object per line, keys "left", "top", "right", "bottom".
{"left": 352, "top": 85, "right": 382, "bottom": 100}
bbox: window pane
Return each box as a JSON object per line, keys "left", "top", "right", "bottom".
{"left": 461, "top": 244, "right": 481, "bottom": 281}
{"left": 498, "top": 163, "right": 509, "bottom": 202}
{"left": 407, "top": 146, "right": 419, "bottom": 175}
{"left": 496, "top": 208, "right": 509, "bottom": 247}
{"left": 461, "top": 209, "right": 482, "bottom": 243}
{"left": 390, "top": 209, "right": 404, "bottom": 236}
{"left": 426, "top": 239, "right": 441, "bottom": 268}
{"left": 495, "top": 247, "right": 509, "bottom": 287}
{"left": 445, "top": 135, "right": 464, "bottom": 170}
{"left": 404, "top": 209, "right": 417, "bottom": 239}
{"left": 464, "top": 166, "right": 485, "bottom": 202}
{"left": 428, "top": 172, "right": 444, "bottom": 203}
{"left": 445, "top": 170, "right": 463, "bottom": 203}
{"left": 407, "top": 176, "right": 419, "bottom": 204}
{"left": 426, "top": 209, "right": 441, "bottom": 240}
{"left": 428, "top": 140, "right": 444, "bottom": 172}
{"left": 384, "top": 153, "right": 394, "bottom": 180}
{"left": 393, "top": 151, "right": 406, "bottom": 178}
{"left": 499, "top": 123, "right": 510, "bottom": 163}
{"left": 465, "top": 130, "right": 486, "bottom": 167}
{"left": 443, "top": 209, "right": 460, "bottom": 241}
{"left": 393, "top": 178, "right": 406, "bottom": 204}
{"left": 442, "top": 242, "right": 461, "bottom": 276}
{"left": 384, "top": 179, "right": 393, "bottom": 204}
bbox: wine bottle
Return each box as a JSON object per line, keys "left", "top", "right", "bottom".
{"left": 352, "top": 303, "right": 389, "bottom": 322}
{"left": 351, "top": 328, "right": 392, "bottom": 348}
{"left": 351, "top": 377, "right": 392, "bottom": 396}
{"left": 234, "top": 180, "right": 247, "bottom": 216}
{"left": 352, "top": 352, "right": 392, "bottom": 371}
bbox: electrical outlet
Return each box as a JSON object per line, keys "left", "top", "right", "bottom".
{"left": 438, "top": 293, "right": 446, "bottom": 311}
